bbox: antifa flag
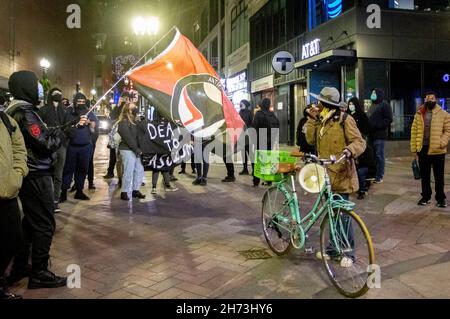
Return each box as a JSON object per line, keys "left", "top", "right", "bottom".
{"left": 128, "top": 30, "right": 244, "bottom": 143}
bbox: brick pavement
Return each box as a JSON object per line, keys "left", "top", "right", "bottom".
{"left": 9, "top": 137, "right": 450, "bottom": 299}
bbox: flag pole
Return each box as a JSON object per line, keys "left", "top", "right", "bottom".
{"left": 85, "top": 26, "right": 178, "bottom": 116}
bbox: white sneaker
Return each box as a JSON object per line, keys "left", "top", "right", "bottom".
{"left": 165, "top": 185, "right": 178, "bottom": 192}
{"left": 316, "top": 251, "right": 331, "bottom": 260}
{"left": 340, "top": 256, "right": 354, "bottom": 268}
{"left": 151, "top": 187, "right": 157, "bottom": 195}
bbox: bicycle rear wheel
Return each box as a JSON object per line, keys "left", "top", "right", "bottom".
{"left": 320, "top": 209, "right": 375, "bottom": 298}
{"left": 262, "top": 186, "right": 293, "bottom": 256}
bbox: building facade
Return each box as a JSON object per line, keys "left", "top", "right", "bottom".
{"left": 249, "top": 0, "right": 450, "bottom": 146}
{"left": 0, "top": 0, "right": 99, "bottom": 99}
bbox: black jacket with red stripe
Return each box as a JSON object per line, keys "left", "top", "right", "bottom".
{"left": 6, "top": 101, "right": 62, "bottom": 176}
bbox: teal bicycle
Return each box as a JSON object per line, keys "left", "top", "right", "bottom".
{"left": 261, "top": 152, "right": 375, "bottom": 298}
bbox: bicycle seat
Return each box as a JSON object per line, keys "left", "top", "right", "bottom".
{"left": 277, "top": 163, "right": 297, "bottom": 174}
{"left": 290, "top": 150, "right": 304, "bottom": 158}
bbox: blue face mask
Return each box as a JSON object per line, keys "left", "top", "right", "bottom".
{"left": 37, "top": 82, "right": 45, "bottom": 108}
{"left": 371, "top": 92, "right": 377, "bottom": 102}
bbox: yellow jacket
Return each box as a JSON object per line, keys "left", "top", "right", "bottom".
{"left": 410, "top": 105, "right": 450, "bottom": 155}
{"left": 0, "top": 113, "right": 29, "bottom": 199}
{"left": 305, "top": 110, "right": 366, "bottom": 194}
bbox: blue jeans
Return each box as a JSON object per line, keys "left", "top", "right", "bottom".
{"left": 327, "top": 194, "right": 354, "bottom": 259}
{"left": 121, "top": 150, "right": 144, "bottom": 193}
{"left": 357, "top": 167, "right": 369, "bottom": 193}
{"left": 373, "top": 139, "right": 385, "bottom": 181}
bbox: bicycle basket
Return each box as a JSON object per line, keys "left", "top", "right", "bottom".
{"left": 254, "top": 150, "right": 296, "bottom": 182}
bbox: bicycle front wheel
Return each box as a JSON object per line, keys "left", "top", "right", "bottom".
{"left": 262, "top": 186, "right": 293, "bottom": 256}
{"left": 320, "top": 209, "right": 375, "bottom": 298}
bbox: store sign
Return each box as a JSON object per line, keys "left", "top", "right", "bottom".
{"left": 251, "top": 75, "right": 274, "bottom": 93}
{"left": 227, "top": 72, "right": 247, "bottom": 94}
{"left": 327, "top": 0, "right": 342, "bottom": 19}
{"left": 227, "top": 43, "right": 250, "bottom": 77}
{"left": 272, "top": 51, "right": 295, "bottom": 75}
{"left": 301, "top": 39, "right": 321, "bottom": 60}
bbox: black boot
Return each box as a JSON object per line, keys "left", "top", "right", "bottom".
{"left": 221, "top": 176, "right": 236, "bottom": 183}
{"left": 28, "top": 270, "right": 67, "bottom": 289}
{"left": 59, "top": 190, "right": 68, "bottom": 203}
{"left": 74, "top": 191, "right": 90, "bottom": 201}
{"left": 0, "top": 277, "right": 22, "bottom": 300}
{"left": 132, "top": 190, "right": 146, "bottom": 199}
{"left": 120, "top": 192, "right": 130, "bottom": 201}
{"left": 239, "top": 168, "right": 249, "bottom": 175}
{"left": 88, "top": 182, "right": 96, "bottom": 190}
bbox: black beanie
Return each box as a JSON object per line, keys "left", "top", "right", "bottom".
{"left": 261, "top": 98, "right": 271, "bottom": 111}
{"left": 8, "top": 70, "right": 40, "bottom": 105}
{"left": 240, "top": 99, "right": 251, "bottom": 109}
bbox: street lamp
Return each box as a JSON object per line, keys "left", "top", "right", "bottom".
{"left": 132, "top": 16, "right": 159, "bottom": 36}
{"left": 91, "top": 89, "right": 97, "bottom": 96}
{"left": 40, "top": 58, "right": 51, "bottom": 99}
{"left": 132, "top": 16, "right": 160, "bottom": 60}
{"left": 40, "top": 58, "right": 51, "bottom": 71}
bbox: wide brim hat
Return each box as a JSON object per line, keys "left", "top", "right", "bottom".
{"left": 309, "top": 87, "right": 341, "bottom": 107}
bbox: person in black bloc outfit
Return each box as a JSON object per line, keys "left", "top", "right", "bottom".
{"left": 6, "top": 70, "right": 70, "bottom": 289}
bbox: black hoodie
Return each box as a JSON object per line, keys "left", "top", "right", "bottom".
{"left": 65, "top": 92, "right": 97, "bottom": 146}
{"left": 39, "top": 88, "right": 71, "bottom": 146}
{"left": 6, "top": 71, "right": 61, "bottom": 174}
{"left": 8, "top": 70, "right": 40, "bottom": 106}
{"left": 368, "top": 88, "right": 393, "bottom": 140}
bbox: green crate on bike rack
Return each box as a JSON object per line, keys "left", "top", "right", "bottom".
{"left": 254, "top": 150, "right": 296, "bottom": 182}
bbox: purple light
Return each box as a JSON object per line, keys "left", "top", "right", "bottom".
{"left": 443, "top": 74, "right": 450, "bottom": 83}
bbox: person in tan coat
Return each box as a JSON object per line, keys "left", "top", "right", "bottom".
{"left": 410, "top": 91, "right": 450, "bottom": 208}
{"left": 305, "top": 87, "right": 366, "bottom": 265}
{"left": 305, "top": 88, "right": 366, "bottom": 195}
{"left": 0, "top": 105, "right": 28, "bottom": 299}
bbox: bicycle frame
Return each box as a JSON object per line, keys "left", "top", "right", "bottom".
{"left": 267, "top": 163, "right": 355, "bottom": 250}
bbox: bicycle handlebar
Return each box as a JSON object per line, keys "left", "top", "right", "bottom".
{"left": 303, "top": 153, "right": 347, "bottom": 166}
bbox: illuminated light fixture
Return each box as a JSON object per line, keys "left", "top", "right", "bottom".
{"left": 327, "top": 0, "right": 342, "bottom": 19}
{"left": 443, "top": 74, "right": 450, "bottom": 83}
{"left": 91, "top": 89, "right": 97, "bottom": 96}
{"left": 132, "top": 16, "right": 160, "bottom": 36}
{"left": 40, "top": 58, "right": 51, "bottom": 70}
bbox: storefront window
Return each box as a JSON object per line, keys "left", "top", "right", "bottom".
{"left": 344, "top": 64, "right": 356, "bottom": 101}
{"left": 362, "top": 60, "right": 389, "bottom": 113}
{"left": 424, "top": 63, "right": 450, "bottom": 112}
{"left": 390, "top": 62, "right": 421, "bottom": 139}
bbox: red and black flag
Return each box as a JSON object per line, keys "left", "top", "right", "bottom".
{"left": 128, "top": 30, "right": 244, "bottom": 143}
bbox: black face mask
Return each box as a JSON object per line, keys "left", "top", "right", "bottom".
{"left": 51, "top": 94, "right": 62, "bottom": 103}
{"left": 425, "top": 101, "right": 436, "bottom": 110}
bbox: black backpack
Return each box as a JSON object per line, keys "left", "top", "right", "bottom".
{"left": 0, "top": 111, "right": 15, "bottom": 137}
{"left": 264, "top": 111, "right": 280, "bottom": 129}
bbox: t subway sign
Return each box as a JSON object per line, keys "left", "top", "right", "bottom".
{"left": 301, "top": 39, "right": 320, "bottom": 60}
